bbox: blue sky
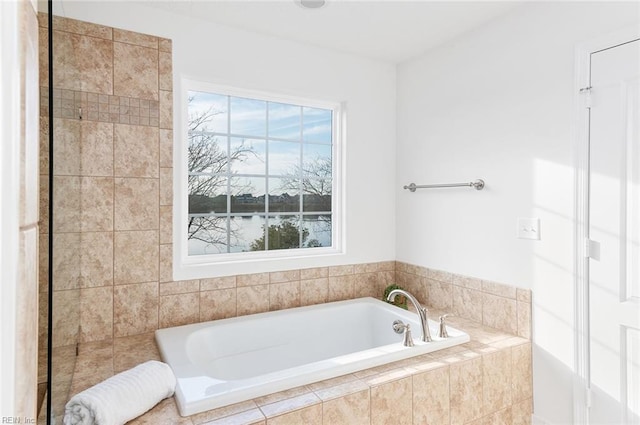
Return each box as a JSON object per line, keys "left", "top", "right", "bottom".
{"left": 189, "top": 91, "right": 332, "bottom": 143}
{"left": 189, "top": 91, "right": 333, "bottom": 187}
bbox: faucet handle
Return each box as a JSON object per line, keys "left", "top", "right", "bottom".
{"left": 392, "top": 320, "right": 415, "bottom": 347}
{"left": 402, "top": 324, "right": 415, "bottom": 347}
{"left": 438, "top": 314, "right": 450, "bottom": 338}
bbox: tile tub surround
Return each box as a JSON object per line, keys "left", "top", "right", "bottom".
{"left": 66, "top": 311, "right": 533, "bottom": 425}
{"left": 396, "top": 262, "right": 532, "bottom": 340}
{"left": 157, "top": 297, "right": 470, "bottom": 416}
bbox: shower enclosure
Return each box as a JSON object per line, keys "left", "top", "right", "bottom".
{"left": 39, "top": 3, "right": 173, "bottom": 422}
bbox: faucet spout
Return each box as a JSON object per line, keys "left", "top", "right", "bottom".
{"left": 386, "top": 289, "right": 432, "bottom": 342}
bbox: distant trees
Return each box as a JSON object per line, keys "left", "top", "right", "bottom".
{"left": 249, "top": 217, "right": 320, "bottom": 251}
{"left": 247, "top": 155, "right": 331, "bottom": 251}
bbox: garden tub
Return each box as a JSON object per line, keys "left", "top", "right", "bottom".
{"left": 155, "top": 296, "right": 469, "bottom": 416}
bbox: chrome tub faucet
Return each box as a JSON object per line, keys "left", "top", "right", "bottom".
{"left": 386, "top": 289, "right": 432, "bottom": 342}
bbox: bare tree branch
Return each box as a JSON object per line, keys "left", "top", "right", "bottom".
{"left": 187, "top": 96, "right": 258, "bottom": 249}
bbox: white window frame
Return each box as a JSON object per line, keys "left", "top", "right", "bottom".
{"left": 173, "top": 78, "right": 345, "bottom": 280}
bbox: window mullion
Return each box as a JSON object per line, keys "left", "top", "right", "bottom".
{"left": 265, "top": 102, "right": 270, "bottom": 251}
{"left": 299, "top": 106, "right": 304, "bottom": 249}
{"left": 226, "top": 96, "right": 231, "bottom": 253}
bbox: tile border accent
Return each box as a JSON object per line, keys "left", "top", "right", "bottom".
{"left": 40, "top": 88, "right": 160, "bottom": 126}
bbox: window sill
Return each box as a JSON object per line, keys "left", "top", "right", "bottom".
{"left": 173, "top": 247, "right": 345, "bottom": 280}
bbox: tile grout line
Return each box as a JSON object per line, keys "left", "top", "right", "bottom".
{"left": 109, "top": 18, "right": 116, "bottom": 340}
{"left": 110, "top": 121, "right": 115, "bottom": 339}
{"left": 157, "top": 50, "right": 162, "bottom": 331}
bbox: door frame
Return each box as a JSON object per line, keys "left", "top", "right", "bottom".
{"left": 573, "top": 25, "right": 640, "bottom": 424}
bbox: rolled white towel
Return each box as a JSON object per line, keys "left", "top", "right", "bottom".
{"left": 63, "top": 360, "right": 176, "bottom": 425}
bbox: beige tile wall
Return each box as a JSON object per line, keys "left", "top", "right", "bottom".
{"left": 396, "top": 262, "right": 532, "bottom": 339}
{"left": 38, "top": 12, "right": 177, "bottom": 414}
{"left": 38, "top": 13, "right": 173, "bottom": 349}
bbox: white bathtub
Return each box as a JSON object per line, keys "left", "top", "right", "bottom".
{"left": 155, "top": 297, "right": 469, "bottom": 416}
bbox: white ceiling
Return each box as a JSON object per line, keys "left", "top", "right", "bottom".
{"left": 144, "top": 1, "right": 523, "bottom": 63}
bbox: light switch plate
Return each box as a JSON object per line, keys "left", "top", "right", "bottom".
{"left": 517, "top": 217, "right": 540, "bottom": 240}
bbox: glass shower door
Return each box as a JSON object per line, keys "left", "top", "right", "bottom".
{"left": 39, "top": 4, "right": 83, "bottom": 423}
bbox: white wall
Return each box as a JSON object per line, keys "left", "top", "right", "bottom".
{"left": 57, "top": 1, "right": 397, "bottom": 276}
{"left": 396, "top": 2, "right": 639, "bottom": 424}
{"left": 0, "top": 0, "right": 22, "bottom": 415}
{"left": 1, "top": 0, "right": 39, "bottom": 418}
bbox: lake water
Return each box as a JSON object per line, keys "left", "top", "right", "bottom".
{"left": 188, "top": 215, "right": 331, "bottom": 255}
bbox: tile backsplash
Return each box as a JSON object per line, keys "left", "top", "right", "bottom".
{"left": 396, "top": 262, "right": 532, "bottom": 339}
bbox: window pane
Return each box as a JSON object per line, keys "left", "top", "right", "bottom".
{"left": 189, "top": 176, "right": 227, "bottom": 214}
{"left": 303, "top": 107, "right": 332, "bottom": 143}
{"left": 302, "top": 144, "right": 331, "bottom": 178}
{"left": 188, "top": 91, "right": 228, "bottom": 133}
{"left": 303, "top": 179, "right": 331, "bottom": 212}
{"left": 230, "top": 177, "right": 266, "bottom": 213}
{"left": 231, "top": 215, "right": 266, "bottom": 252}
{"left": 269, "top": 102, "right": 301, "bottom": 140}
{"left": 230, "top": 96, "right": 266, "bottom": 137}
{"left": 264, "top": 215, "right": 302, "bottom": 250}
{"left": 188, "top": 133, "right": 227, "bottom": 174}
{"left": 185, "top": 86, "right": 336, "bottom": 258}
{"left": 188, "top": 216, "right": 228, "bottom": 255}
{"left": 229, "top": 138, "right": 266, "bottom": 175}
{"left": 269, "top": 177, "right": 300, "bottom": 213}
{"left": 268, "top": 140, "right": 300, "bottom": 176}
{"left": 303, "top": 215, "right": 331, "bottom": 248}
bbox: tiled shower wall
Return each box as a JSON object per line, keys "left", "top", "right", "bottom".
{"left": 36, "top": 13, "right": 175, "bottom": 401}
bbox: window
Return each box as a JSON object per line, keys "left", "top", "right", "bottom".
{"left": 182, "top": 81, "right": 341, "bottom": 265}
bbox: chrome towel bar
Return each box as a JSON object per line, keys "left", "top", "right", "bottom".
{"left": 403, "top": 179, "right": 485, "bottom": 192}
